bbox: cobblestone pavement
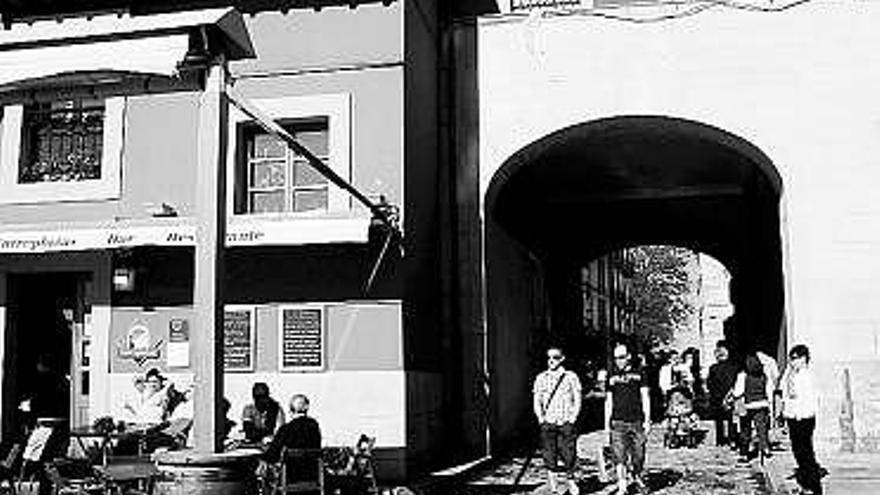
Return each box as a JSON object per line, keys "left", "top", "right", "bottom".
{"left": 428, "top": 423, "right": 771, "bottom": 495}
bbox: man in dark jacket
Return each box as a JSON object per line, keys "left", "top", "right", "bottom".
{"left": 707, "top": 340, "right": 739, "bottom": 446}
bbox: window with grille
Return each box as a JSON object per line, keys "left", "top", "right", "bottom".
{"left": 18, "top": 99, "right": 105, "bottom": 184}
{"left": 241, "top": 119, "right": 330, "bottom": 214}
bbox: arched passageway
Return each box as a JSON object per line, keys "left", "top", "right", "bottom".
{"left": 483, "top": 116, "right": 784, "bottom": 453}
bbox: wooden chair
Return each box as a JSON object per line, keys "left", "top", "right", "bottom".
{"left": 43, "top": 458, "right": 105, "bottom": 495}
{"left": 93, "top": 455, "right": 159, "bottom": 495}
{"left": 272, "top": 448, "right": 325, "bottom": 495}
{"left": 0, "top": 443, "right": 22, "bottom": 495}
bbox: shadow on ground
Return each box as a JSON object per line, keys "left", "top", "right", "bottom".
{"left": 644, "top": 468, "right": 684, "bottom": 492}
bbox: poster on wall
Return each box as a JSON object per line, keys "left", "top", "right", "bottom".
{"left": 167, "top": 318, "right": 190, "bottom": 368}
{"left": 224, "top": 306, "right": 256, "bottom": 372}
{"left": 279, "top": 305, "right": 324, "bottom": 372}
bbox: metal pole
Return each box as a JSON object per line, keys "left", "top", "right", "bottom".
{"left": 192, "top": 60, "right": 228, "bottom": 453}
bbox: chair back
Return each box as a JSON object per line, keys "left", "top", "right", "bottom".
{"left": 277, "top": 447, "right": 324, "bottom": 495}
{"left": 1, "top": 443, "right": 22, "bottom": 470}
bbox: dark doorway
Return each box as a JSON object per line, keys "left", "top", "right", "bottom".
{"left": 3, "top": 273, "right": 83, "bottom": 437}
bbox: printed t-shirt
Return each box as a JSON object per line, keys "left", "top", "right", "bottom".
{"left": 607, "top": 367, "right": 647, "bottom": 422}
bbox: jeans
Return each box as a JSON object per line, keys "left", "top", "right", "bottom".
{"left": 740, "top": 407, "right": 770, "bottom": 455}
{"left": 712, "top": 405, "right": 737, "bottom": 446}
{"left": 540, "top": 422, "right": 576, "bottom": 473}
{"left": 610, "top": 420, "right": 646, "bottom": 476}
{"left": 788, "top": 417, "right": 823, "bottom": 493}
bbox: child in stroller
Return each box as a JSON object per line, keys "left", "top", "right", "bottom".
{"left": 663, "top": 386, "right": 700, "bottom": 449}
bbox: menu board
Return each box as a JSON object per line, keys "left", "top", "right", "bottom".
{"left": 224, "top": 307, "right": 255, "bottom": 371}
{"left": 280, "top": 306, "right": 324, "bottom": 371}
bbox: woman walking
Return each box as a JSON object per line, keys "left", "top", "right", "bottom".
{"left": 732, "top": 354, "right": 772, "bottom": 462}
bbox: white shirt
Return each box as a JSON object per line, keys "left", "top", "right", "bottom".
{"left": 781, "top": 365, "right": 818, "bottom": 420}
{"left": 533, "top": 368, "right": 582, "bottom": 425}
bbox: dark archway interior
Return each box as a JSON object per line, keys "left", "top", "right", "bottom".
{"left": 483, "top": 116, "right": 785, "bottom": 452}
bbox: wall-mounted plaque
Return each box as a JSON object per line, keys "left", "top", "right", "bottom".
{"left": 224, "top": 306, "right": 255, "bottom": 372}
{"left": 279, "top": 305, "right": 324, "bottom": 372}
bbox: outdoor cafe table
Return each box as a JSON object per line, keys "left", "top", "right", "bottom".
{"left": 68, "top": 424, "right": 152, "bottom": 465}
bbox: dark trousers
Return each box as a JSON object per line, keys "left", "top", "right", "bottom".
{"left": 540, "top": 422, "right": 576, "bottom": 473}
{"left": 740, "top": 407, "right": 770, "bottom": 455}
{"left": 713, "top": 407, "right": 737, "bottom": 446}
{"left": 788, "top": 417, "right": 822, "bottom": 493}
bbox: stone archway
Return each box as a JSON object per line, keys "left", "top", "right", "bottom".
{"left": 483, "top": 116, "right": 784, "bottom": 453}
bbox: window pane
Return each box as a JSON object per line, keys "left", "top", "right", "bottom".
{"left": 292, "top": 161, "right": 327, "bottom": 186}
{"left": 292, "top": 189, "right": 328, "bottom": 212}
{"left": 250, "top": 133, "right": 286, "bottom": 159}
{"left": 250, "top": 160, "right": 287, "bottom": 188}
{"left": 250, "top": 191, "right": 286, "bottom": 213}
{"left": 19, "top": 99, "right": 104, "bottom": 183}
{"left": 293, "top": 129, "right": 328, "bottom": 157}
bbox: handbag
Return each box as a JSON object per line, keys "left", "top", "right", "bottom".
{"left": 540, "top": 372, "right": 568, "bottom": 420}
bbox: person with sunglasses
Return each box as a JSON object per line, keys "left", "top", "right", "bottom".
{"left": 605, "top": 343, "right": 651, "bottom": 495}
{"left": 532, "top": 346, "right": 582, "bottom": 495}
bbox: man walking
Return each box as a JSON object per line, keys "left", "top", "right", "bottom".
{"left": 780, "top": 344, "right": 824, "bottom": 495}
{"left": 533, "top": 346, "right": 582, "bottom": 495}
{"left": 605, "top": 343, "right": 651, "bottom": 495}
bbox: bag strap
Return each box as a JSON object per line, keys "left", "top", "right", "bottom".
{"left": 541, "top": 372, "right": 568, "bottom": 416}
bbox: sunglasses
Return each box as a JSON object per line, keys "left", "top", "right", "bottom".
{"left": 547, "top": 354, "right": 563, "bottom": 360}
{"left": 614, "top": 355, "right": 629, "bottom": 361}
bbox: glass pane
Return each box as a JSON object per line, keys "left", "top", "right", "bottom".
{"left": 292, "top": 189, "right": 328, "bottom": 212}
{"left": 250, "top": 160, "right": 287, "bottom": 188}
{"left": 294, "top": 129, "right": 328, "bottom": 157}
{"left": 250, "top": 133, "right": 286, "bottom": 159}
{"left": 250, "top": 191, "right": 286, "bottom": 213}
{"left": 292, "top": 161, "right": 327, "bottom": 186}
{"left": 19, "top": 100, "right": 104, "bottom": 183}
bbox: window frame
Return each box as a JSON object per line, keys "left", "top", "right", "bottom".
{"left": 0, "top": 96, "right": 125, "bottom": 204}
{"left": 228, "top": 93, "right": 351, "bottom": 217}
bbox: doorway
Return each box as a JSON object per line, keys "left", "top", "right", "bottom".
{"left": 3, "top": 272, "right": 90, "bottom": 436}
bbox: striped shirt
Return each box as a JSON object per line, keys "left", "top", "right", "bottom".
{"left": 533, "top": 368, "right": 582, "bottom": 425}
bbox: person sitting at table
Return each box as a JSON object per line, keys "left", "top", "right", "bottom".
{"left": 242, "top": 382, "right": 284, "bottom": 444}
{"left": 262, "top": 394, "right": 322, "bottom": 483}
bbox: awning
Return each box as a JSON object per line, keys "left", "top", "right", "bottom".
{"left": 0, "top": 8, "right": 254, "bottom": 87}
{"left": 0, "top": 216, "right": 371, "bottom": 254}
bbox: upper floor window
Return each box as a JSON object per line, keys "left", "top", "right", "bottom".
{"left": 19, "top": 99, "right": 105, "bottom": 184}
{"left": 228, "top": 94, "right": 351, "bottom": 217}
{"left": 243, "top": 119, "right": 329, "bottom": 214}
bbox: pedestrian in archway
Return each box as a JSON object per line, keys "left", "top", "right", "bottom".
{"left": 731, "top": 355, "right": 772, "bottom": 462}
{"left": 532, "top": 346, "right": 582, "bottom": 495}
{"left": 707, "top": 340, "right": 739, "bottom": 446}
{"left": 780, "top": 345, "right": 825, "bottom": 495}
{"left": 605, "top": 343, "right": 651, "bottom": 495}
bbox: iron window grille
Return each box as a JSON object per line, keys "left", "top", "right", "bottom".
{"left": 18, "top": 99, "right": 105, "bottom": 184}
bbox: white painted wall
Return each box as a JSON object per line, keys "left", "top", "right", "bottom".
{"left": 478, "top": 0, "right": 880, "bottom": 449}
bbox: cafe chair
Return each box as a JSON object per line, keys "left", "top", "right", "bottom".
{"left": 93, "top": 455, "right": 159, "bottom": 495}
{"left": 271, "top": 448, "right": 325, "bottom": 495}
{"left": 0, "top": 443, "right": 22, "bottom": 495}
{"left": 43, "top": 458, "right": 105, "bottom": 495}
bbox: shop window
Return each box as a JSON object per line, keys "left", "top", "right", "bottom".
{"left": 228, "top": 94, "right": 351, "bottom": 216}
{"left": 242, "top": 119, "right": 330, "bottom": 214}
{"left": 0, "top": 97, "right": 125, "bottom": 204}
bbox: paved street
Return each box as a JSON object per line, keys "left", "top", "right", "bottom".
{"left": 424, "top": 423, "right": 771, "bottom": 495}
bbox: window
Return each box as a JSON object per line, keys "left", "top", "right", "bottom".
{"left": 0, "top": 97, "right": 124, "bottom": 204}
{"left": 228, "top": 94, "right": 351, "bottom": 217}
{"left": 19, "top": 99, "right": 105, "bottom": 184}
{"left": 243, "top": 120, "right": 330, "bottom": 214}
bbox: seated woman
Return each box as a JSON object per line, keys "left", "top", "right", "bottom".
{"left": 262, "top": 394, "right": 321, "bottom": 483}
{"left": 116, "top": 369, "right": 191, "bottom": 454}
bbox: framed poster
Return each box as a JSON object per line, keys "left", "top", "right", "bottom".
{"left": 279, "top": 305, "right": 325, "bottom": 372}
{"left": 224, "top": 306, "right": 256, "bottom": 372}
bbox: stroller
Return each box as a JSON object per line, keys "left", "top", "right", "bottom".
{"left": 663, "top": 386, "right": 700, "bottom": 449}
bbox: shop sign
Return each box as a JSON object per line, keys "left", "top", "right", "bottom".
{"left": 0, "top": 217, "right": 369, "bottom": 254}
{"left": 116, "top": 320, "right": 163, "bottom": 367}
{"left": 511, "top": 0, "right": 583, "bottom": 11}
{"left": 279, "top": 305, "right": 324, "bottom": 372}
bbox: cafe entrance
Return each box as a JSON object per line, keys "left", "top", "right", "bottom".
{"left": 3, "top": 272, "right": 91, "bottom": 436}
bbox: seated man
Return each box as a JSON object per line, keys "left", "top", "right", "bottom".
{"left": 242, "top": 383, "right": 284, "bottom": 444}
{"left": 262, "top": 394, "right": 321, "bottom": 483}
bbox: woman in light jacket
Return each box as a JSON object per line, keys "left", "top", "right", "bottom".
{"left": 731, "top": 354, "right": 772, "bottom": 461}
